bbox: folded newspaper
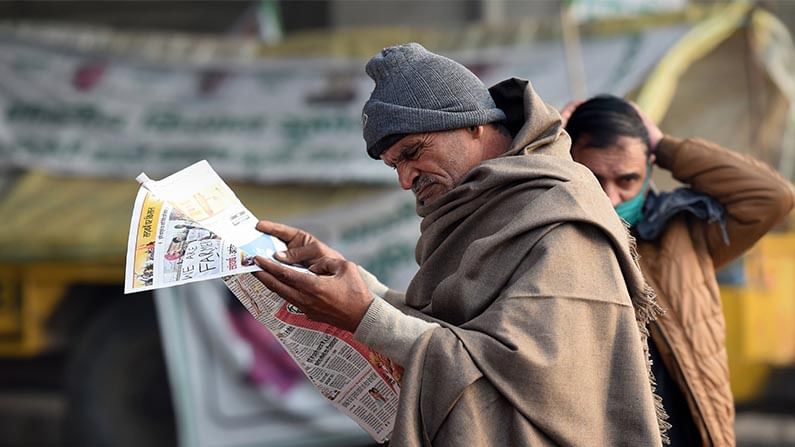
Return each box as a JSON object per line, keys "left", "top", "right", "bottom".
{"left": 125, "top": 160, "right": 401, "bottom": 443}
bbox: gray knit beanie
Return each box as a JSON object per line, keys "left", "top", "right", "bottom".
{"left": 362, "top": 43, "right": 507, "bottom": 159}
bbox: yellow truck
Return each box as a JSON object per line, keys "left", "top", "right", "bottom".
{"left": 722, "top": 229, "right": 795, "bottom": 404}
{"left": 0, "top": 172, "right": 385, "bottom": 445}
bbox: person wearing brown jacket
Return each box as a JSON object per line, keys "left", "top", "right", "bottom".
{"left": 562, "top": 95, "right": 795, "bottom": 446}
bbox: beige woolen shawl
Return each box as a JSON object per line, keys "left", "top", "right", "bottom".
{"left": 389, "top": 79, "right": 667, "bottom": 446}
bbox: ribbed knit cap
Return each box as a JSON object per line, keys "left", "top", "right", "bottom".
{"left": 362, "top": 43, "right": 507, "bottom": 159}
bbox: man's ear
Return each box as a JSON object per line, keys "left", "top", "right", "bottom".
{"left": 570, "top": 139, "right": 583, "bottom": 161}
{"left": 467, "top": 125, "right": 485, "bottom": 139}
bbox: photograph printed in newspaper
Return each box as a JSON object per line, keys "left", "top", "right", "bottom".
{"left": 124, "top": 188, "right": 260, "bottom": 293}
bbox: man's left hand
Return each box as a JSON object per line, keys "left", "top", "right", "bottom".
{"left": 630, "top": 102, "right": 663, "bottom": 154}
{"left": 252, "top": 256, "right": 374, "bottom": 333}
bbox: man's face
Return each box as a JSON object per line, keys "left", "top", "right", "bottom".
{"left": 380, "top": 129, "right": 486, "bottom": 206}
{"left": 571, "top": 135, "right": 652, "bottom": 207}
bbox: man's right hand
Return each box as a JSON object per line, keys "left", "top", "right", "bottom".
{"left": 558, "top": 100, "right": 583, "bottom": 128}
{"left": 256, "top": 220, "right": 345, "bottom": 267}
{"left": 253, "top": 255, "right": 373, "bottom": 333}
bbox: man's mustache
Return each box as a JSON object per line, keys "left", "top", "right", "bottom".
{"left": 412, "top": 175, "right": 436, "bottom": 196}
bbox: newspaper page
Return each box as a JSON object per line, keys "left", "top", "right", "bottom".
{"left": 130, "top": 160, "right": 402, "bottom": 442}
{"left": 124, "top": 188, "right": 261, "bottom": 293}
{"left": 135, "top": 160, "right": 283, "bottom": 260}
{"left": 225, "top": 274, "right": 401, "bottom": 442}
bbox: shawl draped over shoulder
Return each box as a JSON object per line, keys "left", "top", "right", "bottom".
{"left": 389, "top": 79, "right": 666, "bottom": 446}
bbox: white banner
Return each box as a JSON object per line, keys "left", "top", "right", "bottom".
{"left": 0, "top": 25, "right": 688, "bottom": 183}
{"left": 571, "top": 0, "right": 686, "bottom": 22}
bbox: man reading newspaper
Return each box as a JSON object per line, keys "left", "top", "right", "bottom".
{"left": 252, "top": 43, "right": 667, "bottom": 446}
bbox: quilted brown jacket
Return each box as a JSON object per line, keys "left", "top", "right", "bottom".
{"left": 637, "top": 136, "right": 795, "bottom": 447}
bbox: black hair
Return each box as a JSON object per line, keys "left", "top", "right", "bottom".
{"left": 565, "top": 95, "right": 652, "bottom": 155}
{"left": 492, "top": 122, "right": 513, "bottom": 138}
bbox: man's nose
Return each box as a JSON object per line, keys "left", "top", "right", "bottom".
{"left": 604, "top": 184, "right": 622, "bottom": 207}
{"left": 397, "top": 165, "right": 418, "bottom": 190}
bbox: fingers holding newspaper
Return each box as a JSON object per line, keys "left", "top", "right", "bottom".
{"left": 253, "top": 255, "right": 374, "bottom": 333}
{"left": 256, "top": 220, "right": 344, "bottom": 265}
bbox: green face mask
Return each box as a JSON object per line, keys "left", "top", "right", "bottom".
{"left": 614, "top": 161, "right": 652, "bottom": 227}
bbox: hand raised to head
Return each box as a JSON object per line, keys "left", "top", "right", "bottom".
{"left": 629, "top": 102, "right": 663, "bottom": 154}
{"left": 558, "top": 100, "right": 584, "bottom": 128}
{"left": 256, "top": 220, "right": 344, "bottom": 266}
